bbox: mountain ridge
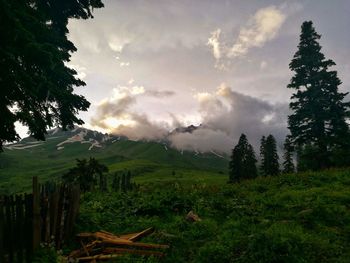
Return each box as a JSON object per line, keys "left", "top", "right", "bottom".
{"left": 0, "top": 126, "right": 228, "bottom": 194}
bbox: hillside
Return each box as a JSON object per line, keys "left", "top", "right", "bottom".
{"left": 0, "top": 127, "right": 228, "bottom": 194}
{"left": 65, "top": 168, "right": 350, "bottom": 263}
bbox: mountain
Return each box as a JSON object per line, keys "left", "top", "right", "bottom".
{"left": 0, "top": 127, "right": 228, "bottom": 194}
{"left": 171, "top": 124, "right": 199, "bottom": 134}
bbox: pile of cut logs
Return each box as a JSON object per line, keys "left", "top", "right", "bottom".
{"left": 68, "top": 227, "right": 169, "bottom": 262}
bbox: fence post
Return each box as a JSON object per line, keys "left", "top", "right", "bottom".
{"left": 25, "top": 193, "right": 33, "bottom": 262}
{"left": 16, "top": 195, "right": 24, "bottom": 262}
{"left": 33, "top": 176, "right": 41, "bottom": 250}
{"left": 0, "top": 196, "right": 4, "bottom": 263}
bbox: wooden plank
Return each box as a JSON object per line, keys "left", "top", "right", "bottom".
{"left": 49, "top": 187, "right": 59, "bottom": 241}
{"left": 77, "top": 232, "right": 132, "bottom": 243}
{"left": 33, "top": 176, "right": 41, "bottom": 250}
{"left": 44, "top": 195, "right": 50, "bottom": 243}
{"left": 97, "top": 239, "right": 169, "bottom": 249}
{"left": 16, "top": 195, "right": 24, "bottom": 262}
{"left": 77, "top": 254, "right": 121, "bottom": 261}
{"left": 69, "top": 240, "right": 99, "bottom": 258}
{"left": 55, "top": 185, "right": 65, "bottom": 248}
{"left": 125, "top": 227, "right": 154, "bottom": 242}
{"left": 7, "top": 196, "right": 14, "bottom": 262}
{"left": 0, "top": 196, "right": 4, "bottom": 263}
{"left": 25, "top": 194, "right": 33, "bottom": 262}
{"left": 103, "top": 247, "right": 165, "bottom": 257}
{"left": 64, "top": 185, "right": 80, "bottom": 241}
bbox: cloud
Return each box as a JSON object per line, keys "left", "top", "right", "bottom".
{"left": 170, "top": 128, "right": 234, "bottom": 153}
{"left": 90, "top": 85, "right": 175, "bottom": 140}
{"left": 260, "top": 60, "right": 267, "bottom": 69}
{"left": 91, "top": 83, "right": 289, "bottom": 153}
{"left": 66, "top": 64, "right": 87, "bottom": 79}
{"left": 207, "top": 29, "right": 221, "bottom": 60}
{"left": 169, "top": 83, "right": 289, "bottom": 153}
{"left": 228, "top": 6, "right": 286, "bottom": 57}
{"left": 145, "top": 90, "right": 175, "bottom": 98}
{"left": 120, "top": 62, "right": 130, "bottom": 67}
{"left": 108, "top": 35, "right": 131, "bottom": 52}
{"left": 207, "top": 6, "right": 286, "bottom": 69}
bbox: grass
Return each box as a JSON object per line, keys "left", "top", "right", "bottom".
{"left": 0, "top": 138, "right": 228, "bottom": 194}
{"left": 66, "top": 168, "right": 350, "bottom": 263}
{"left": 4, "top": 134, "right": 350, "bottom": 262}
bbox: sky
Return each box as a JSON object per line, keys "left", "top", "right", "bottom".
{"left": 17, "top": 0, "right": 350, "bottom": 153}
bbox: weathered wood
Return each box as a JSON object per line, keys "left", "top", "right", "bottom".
{"left": 32, "top": 176, "right": 40, "bottom": 250}
{"left": 6, "top": 196, "right": 14, "bottom": 262}
{"left": 24, "top": 193, "right": 33, "bottom": 262}
{"left": 69, "top": 240, "right": 99, "bottom": 258}
{"left": 49, "top": 187, "right": 59, "bottom": 240}
{"left": 0, "top": 196, "right": 4, "bottom": 263}
{"left": 98, "top": 239, "right": 169, "bottom": 249}
{"left": 103, "top": 247, "right": 165, "bottom": 257}
{"left": 44, "top": 195, "right": 51, "bottom": 243}
{"left": 77, "top": 254, "right": 121, "bottom": 261}
{"left": 64, "top": 186, "right": 80, "bottom": 241}
{"left": 2, "top": 178, "right": 81, "bottom": 261}
{"left": 124, "top": 227, "right": 154, "bottom": 242}
{"left": 55, "top": 185, "right": 65, "bottom": 248}
{"left": 16, "top": 195, "right": 24, "bottom": 262}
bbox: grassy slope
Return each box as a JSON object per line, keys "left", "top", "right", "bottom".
{"left": 0, "top": 137, "right": 228, "bottom": 194}
{"left": 75, "top": 169, "right": 350, "bottom": 263}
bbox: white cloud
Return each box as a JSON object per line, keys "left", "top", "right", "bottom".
{"left": 207, "top": 29, "right": 221, "bottom": 60}
{"left": 170, "top": 83, "right": 289, "bottom": 153}
{"left": 120, "top": 62, "right": 130, "bottom": 67}
{"left": 66, "top": 64, "right": 87, "bottom": 79}
{"left": 207, "top": 5, "right": 286, "bottom": 69}
{"left": 108, "top": 35, "right": 131, "bottom": 52}
{"left": 228, "top": 6, "right": 286, "bottom": 58}
{"left": 90, "top": 85, "right": 176, "bottom": 140}
{"left": 260, "top": 60, "right": 268, "bottom": 69}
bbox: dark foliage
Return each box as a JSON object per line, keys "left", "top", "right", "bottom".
{"left": 0, "top": 0, "right": 104, "bottom": 150}
{"left": 260, "top": 134, "right": 280, "bottom": 176}
{"left": 229, "top": 134, "right": 257, "bottom": 182}
{"left": 62, "top": 157, "right": 108, "bottom": 192}
{"left": 287, "top": 21, "right": 350, "bottom": 170}
{"left": 282, "top": 135, "right": 295, "bottom": 173}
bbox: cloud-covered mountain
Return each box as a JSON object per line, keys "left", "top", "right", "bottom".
{"left": 89, "top": 83, "right": 290, "bottom": 154}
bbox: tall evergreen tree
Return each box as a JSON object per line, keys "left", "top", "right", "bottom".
{"left": 0, "top": 0, "right": 104, "bottom": 150}
{"left": 229, "top": 134, "right": 257, "bottom": 183}
{"left": 282, "top": 135, "right": 295, "bottom": 173}
{"left": 259, "top": 136, "right": 267, "bottom": 175}
{"left": 260, "top": 134, "right": 280, "bottom": 176}
{"left": 62, "top": 157, "right": 108, "bottom": 192}
{"left": 287, "top": 21, "right": 350, "bottom": 169}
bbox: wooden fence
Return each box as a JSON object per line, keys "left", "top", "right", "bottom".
{"left": 0, "top": 177, "right": 80, "bottom": 262}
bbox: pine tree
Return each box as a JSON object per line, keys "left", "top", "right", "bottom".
{"left": 259, "top": 136, "right": 267, "bottom": 175}
{"left": 0, "top": 0, "right": 104, "bottom": 150}
{"left": 126, "top": 171, "right": 132, "bottom": 190}
{"left": 62, "top": 157, "right": 108, "bottom": 192}
{"left": 121, "top": 173, "right": 126, "bottom": 192}
{"left": 229, "top": 134, "right": 257, "bottom": 183}
{"left": 282, "top": 135, "right": 295, "bottom": 173}
{"left": 287, "top": 21, "right": 350, "bottom": 169}
{"left": 260, "top": 135, "right": 279, "bottom": 176}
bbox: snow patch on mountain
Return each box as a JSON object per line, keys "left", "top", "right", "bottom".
{"left": 210, "top": 150, "right": 225, "bottom": 158}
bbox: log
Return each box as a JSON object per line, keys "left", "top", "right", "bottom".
{"left": 120, "top": 227, "right": 154, "bottom": 241}
{"left": 69, "top": 240, "right": 99, "bottom": 258}
{"left": 77, "top": 232, "right": 133, "bottom": 243}
{"left": 77, "top": 254, "right": 121, "bottom": 261}
{"left": 32, "top": 176, "right": 41, "bottom": 250}
{"left": 99, "top": 239, "right": 169, "bottom": 249}
{"left": 103, "top": 247, "right": 164, "bottom": 257}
